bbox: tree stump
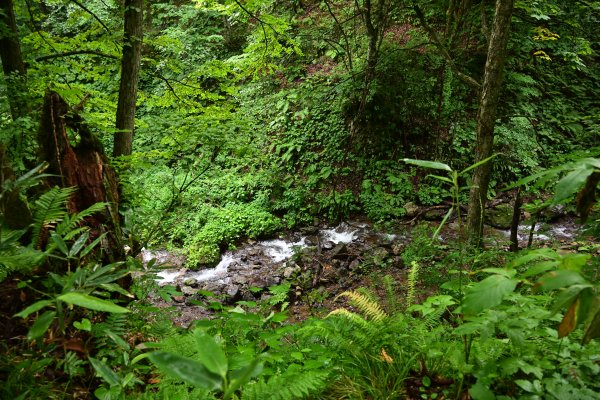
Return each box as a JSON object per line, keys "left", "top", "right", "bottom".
{"left": 38, "top": 91, "right": 124, "bottom": 262}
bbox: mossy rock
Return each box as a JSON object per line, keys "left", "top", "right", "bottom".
{"left": 485, "top": 204, "right": 514, "bottom": 229}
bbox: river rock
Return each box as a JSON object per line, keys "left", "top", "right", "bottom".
{"left": 369, "top": 247, "right": 390, "bottom": 264}
{"left": 331, "top": 243, "right": 348, "bottom": 259}
{"left": 180, "top": 286, "right": 199, "bottom": 296}
{"left": 423, "top": 208, "right": 447, "bottom": 221}
{"left": 300, "top": 226, "right": 319, "bottom": 235}
{"left": 322, "top": 240, "right": 335, "bottom": 250}
{"left": 348, "top": 258, "right": 361, "bottom": 271}
{"left": 404, "top": 202, "right": 419, "bottom": 218}
{"left": 225, "top": 284, "right": 240, "bottom": 299}
{"left": 485, "top": 204, "right": 513, "bottom": 229}
{"left": 183, "top": 278, "right": 197, "bottom": 287}
{"left": 391, "top": 241, "right": 405, "bottom": 255}
{"left": 304, "top": 235, "right": 319, "bottom": 246}
{"left": 172, "top": 295, "right": 185, "bottom": 303}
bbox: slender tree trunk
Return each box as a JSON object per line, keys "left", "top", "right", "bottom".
{"left": 113, "top": 0, "right": 143, "bottom": 157}
{"left": 0, "top": 0, "right": 28, "bottom": 121}
{"left": 466, "top": 0, "right": 514, "bottom": 246}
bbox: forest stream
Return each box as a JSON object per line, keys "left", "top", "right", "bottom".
{"left": 141, "top": 217, "right": 583, "bottom": 327}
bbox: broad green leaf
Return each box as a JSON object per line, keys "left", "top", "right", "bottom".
{"left": 510, "top": 248, "right": 557, "bottom": 268}
{"left": 194, "top": 329, "right": 228, "bottom": 379}
{"left": 148, "top": 351, "right": 222, "bottom": 390}
{"left": 521, "top": 260, "right": 558, "bottom": 278}
{"left": 223, "top": 358, "right": 263, "bottom": 399}
{"left": 27, "top": 310, "right": 56, "bottom": 340}
{"left": 58, "top": 292, "right": 130, "bottom": 313}
{"left": 469, "top": 380, "right": 495, "bottom": 400}
{"left": 403, "top": 158, "right": 452, "bottom": 171}
{"left": 535, "top": 270, "right": 587, "bottom": 292}
{"left": 554, "top": 166, "right": 595, "bottom": 203}
{"left": 15, "top": 300, "right": 53, "bottom": 318}
{"left": 481, "top": 268, "right": 516, "bottom": 278}
{"left": 89, "top": 357, "right": 120, "bottom": 387}
{"left": 462, "top": 275, "right": 518, "bottom": 315}
{"left": 560, "top": 253, "right": 590, "bottom": 272}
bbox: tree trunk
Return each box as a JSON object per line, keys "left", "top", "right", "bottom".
{"left": 40, "top": 91, "right": 124, "bottom": 262}
{"left": 113, "top": 0, "right": 143, "bottom": 157}
{"left": 0, "top": 0, "right": 29, "bottom": 121}
{"left": 466, "top": 0, "right": 514, "bottom": 246}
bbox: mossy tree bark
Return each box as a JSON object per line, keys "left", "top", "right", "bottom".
{"left": 113, "top": 0, "right": 143, "bottom": 157}
{"left": 466, "top": 0, "right": 514, "bottom": 246}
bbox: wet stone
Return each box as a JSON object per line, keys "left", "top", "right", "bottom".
{"left": 331, "top": 243, "right": 348, "bottom": 259}
{"left": 322, "top": 240, "right": 335, "bottom": 250}
{"left": 348, "top": 259, "right": 361, "bottom": 271}
{"left": 180, "top": 286, "right": 199, "bottom": 296}
{"left": 183, "top": 278, "right": 197, "bottom": 287}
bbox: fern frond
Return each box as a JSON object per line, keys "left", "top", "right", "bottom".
{"left": 327, "top": 309, "right": 370, "bottom": 326}
{"left": 56, "top": 202, "right": 107, "bottom": 237}
{"left": 336, "top": 291, "right": 387, "bottom": 322}
{"left": 242, "top": 370, "right": 328, "bottom": 400}
{"left": 405, "top": 261, "right": 420, "bottom": 308}
{"left": 31, "top": 187, "right": 76, "bottom": 248}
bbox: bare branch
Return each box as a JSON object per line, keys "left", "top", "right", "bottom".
{"left": 413, "top": 5, "right": 481, "bottom": 91}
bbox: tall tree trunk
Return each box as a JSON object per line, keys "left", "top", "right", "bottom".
{"left": 113, "top": 0, "right": 143, "bottom": 157}
{"left": 0, "top": 0, "right": 28, "bottom": 121}
{"left": 466, "top": 0, "right": 514, "bottom": 246}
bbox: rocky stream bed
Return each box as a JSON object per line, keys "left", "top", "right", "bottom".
{"left": 139, "top": 210, "right": 586, "bottom": 327}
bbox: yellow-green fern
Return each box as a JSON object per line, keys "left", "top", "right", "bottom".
{"left": 333, "top": 290, "right": 387, "bottom": 322}
{"left": 405, "top": 261, "right": 420, "bottom": 308}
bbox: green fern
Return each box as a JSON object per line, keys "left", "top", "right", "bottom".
{"left": 335, "top": 290, "right": 387, "bottom": 322}
{"left": 31, "top": 186, "right": 76, "bottom": 248}
{"left": 0, "top": 227, "right": 45, "bottom": 281}
{"left": 405, "top": 261, "right": 420, "bottom": 308}
{"left": 55, "top": 202, "right": 107, "bottom": 239}
{"left": 241, "top": 370, "right": 328, "bottom": 400}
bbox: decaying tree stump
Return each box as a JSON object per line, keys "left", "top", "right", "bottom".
{"left": 38, "top": 91, "right": 124, "bottom": 262}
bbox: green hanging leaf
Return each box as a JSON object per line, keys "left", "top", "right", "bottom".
{"left": 582, "top": 304, "right": 600, "bottom": 344}
{"left": 58, "top": 292, "right": 130, "bottom": 313}
{"left": 148, "top": 351, "right": 222, "bottom": 390}
{"left": 462, "top": 275, "right": 518, "bottom": 315}
{"left": 14, "top": 299, "right": 53, "bottom": 318}
{"left": 89, "top": 357, "right": 120, "bottom": 387}
{"left": 194, "top": 329, "right": 228, "bottom": 379}
{"left": 27, "top": 310, "right": 56, "bottom": 340}
{"left": 554, "top": 165, "right": 595, "bottom": 203}
{"left": 403, "top": 158, "right": 452, "bottom": 171}
{"left": 69, "top": 231, "right": 90, "bottom": 257}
